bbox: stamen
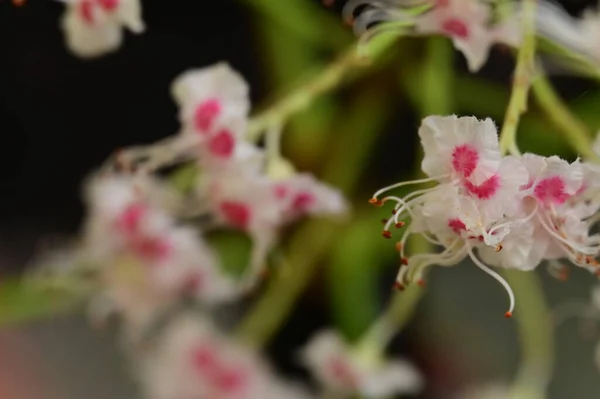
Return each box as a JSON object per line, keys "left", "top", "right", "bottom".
{"left": 538, "top": 212, "right": 599, "bottom": 255}
{"left": 382, "top": 230, "right": 392, "bottom": 239}
{"left": 468, "top": 246, "right": 515, "bottom": 317}
{"left": 372, "top": 174, "right": 446, "bottom": 200}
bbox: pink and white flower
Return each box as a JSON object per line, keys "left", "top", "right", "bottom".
{"left": 60, "top": 0, "right": 145, "bottom": 58}
{"left": 139, "top": 315, "right": 309, "bottom": 399}
{"left": 344, "top": 0, "right": 521, "bottom": 71}
{"left": 301, "top": 330, "right": 423, "bottom": 398}
{"left": 83, "top": 175, "right": 239, "bottom": 334}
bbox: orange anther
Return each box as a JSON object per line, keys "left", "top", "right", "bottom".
{"left": 401, "top": 257, "right": 409, "bottom": 266}
{"left": 417, "top": 279, "right": 426, "bottom": 288}
{"left": 393, "top": 282, "right": 405, "bottom": 291}
{"left": 395, "top": 242, "right": 403, "bottom": 252}
{"left": 395, "top": 221, "right": 405, "bottom": 228}
{"left": 504, "top": 312, "right": 513, "bottom": 319}
{"left": 382, "top": 230, "right": 392, "bottom": 239}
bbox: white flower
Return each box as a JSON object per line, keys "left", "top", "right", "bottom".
{"left": 344, "top": 0, "right": 521, "bottom": 71}
{"left": 199, "top": 165, "right": 348, "bottom": 288}
{"left": 83, "top": 175, "right": 239, "bottom": 334}
{"left": 170, "top": 63, "right": 254, "bottom": 167}
{"left": 301, "top": 330, "right": 423, "bottom": 398}
{"left": 60, "top": 0, "right": 145, "bottom": 58}
{"left": 139, "top": 315, "right": 308, "bottom": 399}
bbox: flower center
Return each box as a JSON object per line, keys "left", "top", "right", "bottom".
{"left": 451, "top": 144, "right": 478, "bottom": 177}
{"left": 441, "top": 18, "right": 470, "bottom": 39}
{"left": 194, "top": 98, "right": 222, "bottom": 133}
{"left": 464, "top": 174, "right": 500, "bottom": 199}
{"left": 219, "top": 201, "right": 251, "bottom": 229}
{"left": 448, "top": 218, "right": 467, "bottom": 235}
{"left": 534, "top": 176, "right": 569, "bottom": 205}
{"left": 208, "top": 130, "right": 235, "bottom": 158}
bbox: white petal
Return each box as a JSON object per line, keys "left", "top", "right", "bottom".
{"left": 360, "top": 359, "right": 423, "bottom": 398}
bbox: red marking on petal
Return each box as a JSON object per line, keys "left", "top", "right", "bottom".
{"left": 208, "top": 130, "right": 235, "bottom": 159}
{"left": 274, "top": 184, "right": 288, "bottom": 199}
{"left": 78, "top": 1, "right": 95, "bottom": 24}
{"left": 116, "top": 203, "right": 146, "bottom": 235}
{"left": 183, "top": 272, "right": 205, "bottom": 293}
{"left": 534, "top": 176, "right": 570, "bottom": 204}
{"left": 442, "top": 18, "right": 470, "bottom": 39}
{"left": 98, "top": 0, "right": 118, "bottom": 11}
{"left": 328, "top": 357, "right": 358, "bottom": 387}
{"left": 193, "top": 98, "right": 222, "bottom": 133}
{"left": 133, "top": 237, "right": 171, "bottom": 261}
{"left": 214, "top": 368, "right": 248, "bottom": 394}
{"left": 448, "top": 218, "right": 466, "bottom": 235}
{"left": 292, "top": 192, "right": 315, "bottom": 212}
{"left": 192, "top": 346, "right": 219, "bottom": 372}
{"left": 464, "top": 175, "right": 500, "bottom": 199}
{"left": 451, "top": 144, "right": 479, "bottom": 178}
{"left": 219, "top": 201, "right": 251, "bottom": 229}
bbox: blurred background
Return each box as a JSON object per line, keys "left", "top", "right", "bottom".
{"left": 1, "top": 0, "right": 600, "bottom": 398}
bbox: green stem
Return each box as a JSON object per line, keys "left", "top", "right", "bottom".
{"left": 531, "top": 75, "right": 598, "bottom": 161}
{"left": 502, "top": 270, "right": 554, "bottom": 399}
{"left": 246, "top": 34, "right": 400, "bottom": 142}
{"left": 498, "top": 0, "right": 537, "bottom": 156}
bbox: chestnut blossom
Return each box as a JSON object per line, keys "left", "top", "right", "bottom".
{"left": 198, "top": 165, "right": 347, "bottom": 288}
{"left": 82, "top": 175, "right": 239, "bottom": 334}
{"left": 301, "top": 330, "right": 423, "bottom": 398}
{"left": 170, "top": 63, "right": 259, "bottom": 169}
{"left": 536, "top": 3, "right": 600, "bottom": 67}
{"left": 60, "top": 0, "right": 145, "bottom": 58}
{"left": 371, "top": 114, "right": 600, "bottom": 317}
{"left": 139, "top": 315, "right": 310, "bottom": 399}
{"left": 344, "top": 0, "right": 521, "bottom": 71}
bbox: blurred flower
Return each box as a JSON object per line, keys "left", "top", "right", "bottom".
{"left": 60, "top": 0, "right": 145, "bottom": 58}
{"left": 139, "top": 315, "right": 311, "bottom": 399}
{"left": 344, "top": 0, "right": 521, "bottom": 71}
{"left": 83, "top": 175, "right": 239, "bottom": 336}
{"left": 301, "top": 329, "right": 423, "bottom": 398}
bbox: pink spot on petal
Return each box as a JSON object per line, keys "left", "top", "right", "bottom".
{"left": 208, "top": 130, "right": 235, "bottom": 159}
{"left": 133, "top": 237, "right": 171, "bottom": 262}
{"left": 182, "top": 272, "right": 205, "bottom": 294}
{"left": 292, "top": 192, "right": 315, "bottom": 212}
{"left": 194, "top": 98, "right": 222, "bottom": 133}
{"left": 442, "top": 18, "right": 470, "bottom": 39}
{"left": 448, "top": 218, "right": 467, "bottom": 235}
{"left": 116, "top": 203, "right": 146, "bottom": 235}
{"left": 464, "top": 175, "right": 500, "bottom": 199}
{"left": 192, "top": 346, "right": 219, "bottom": 372}
{"left": 451, "top": 144, "right": 479, "bottom": 178}
{"left": 328, "top": 357, "right": 358, "bottom": 387}
{"left": 219, "top": 201, "right": 251, "bottom": 229}
{"left": 98, "top": 0, "right": 119, "bottom": 11}
{"left": 274, "top": 184, "right": 289, "bottom": 199}
{"left": 534, "top": 176, "right": 570, "bottom": 204}
{"left": 214, "top": 368, "right": 248, "bottom": 394}
{"left": 78, "top": 1, "right": 95, "bottom": 24}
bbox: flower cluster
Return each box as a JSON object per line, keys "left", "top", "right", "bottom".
{"left": 301, "top": 329, "right": 423, "bottom": 398}
{"left": 139, "top": 315, "right": 310, "bottom": 399}
{"left": 371, "top": 115, "right": 600, "bottom": 317}
{"left": 343, "top": 0, "right": 521, "bottom": 71}
{"left": 28, "top": 62, "right": 353, "bottom": 398}
{"left": 59, "top": 0, "right": 145, "bottom": 58}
